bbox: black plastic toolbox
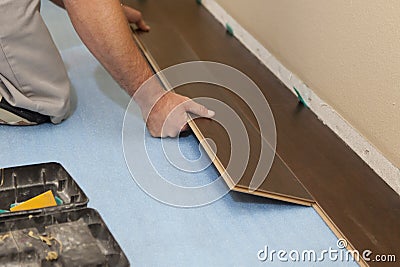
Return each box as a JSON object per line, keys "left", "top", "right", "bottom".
{"left": 0, "top": 162, "right": 129, "bottom": 266}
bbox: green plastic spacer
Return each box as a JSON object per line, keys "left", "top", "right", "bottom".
{"left": 55, "top": 196, "right": 63, "bottom": 205}
{"left": 293, "top": 87, "right": 308, "bottom": 108}
{"left": 196, "top": 0, "right": 202, "bottom": 5}
{"left": 226, "top": 23, "right": 234, "bottom": 36}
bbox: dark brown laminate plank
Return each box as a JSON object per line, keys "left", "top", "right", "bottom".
{"left": 133, "top": 24, "right": 314, "bottom": 204}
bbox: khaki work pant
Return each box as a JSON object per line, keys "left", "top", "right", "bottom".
{"left": 0, "top": 0, "right": 70, "bottom": 123}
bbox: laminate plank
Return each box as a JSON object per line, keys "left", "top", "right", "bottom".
{"left": 132, "top": 24, "right": 314, "bottom": 205}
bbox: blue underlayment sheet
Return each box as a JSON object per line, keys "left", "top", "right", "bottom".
{"left": 0, "top": 1, "right": 357, "bottom": 266}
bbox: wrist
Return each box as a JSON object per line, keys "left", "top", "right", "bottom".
{"left": 133, "top": 80, "right": 165, "bottom": 112}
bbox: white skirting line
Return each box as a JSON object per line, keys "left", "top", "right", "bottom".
{"left": 200, "top": 0, "right": 400, "bottom": 194}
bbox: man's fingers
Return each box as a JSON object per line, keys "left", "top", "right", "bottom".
{"left": 137, "top": 19, "right": 150, "bottom": 31}
{"left": 131, "top": 9, "right": 150, "bottom": 31}
{"left": 185, "top": 100, "right": 215, "bottom": 118}
{"left": 123, "top": 6, "right": 151, "bottom": 31}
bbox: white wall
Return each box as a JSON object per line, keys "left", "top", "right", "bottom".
{"left": 215, "top": 0, "right": 400, "bottom": 169}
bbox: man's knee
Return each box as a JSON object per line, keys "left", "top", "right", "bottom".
{"left": 46, "top": 80, "right": 72, "bottom": 124}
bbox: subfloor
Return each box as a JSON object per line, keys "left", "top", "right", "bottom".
{"left": 0, "top": 1, "right": 357, "bottom": 266}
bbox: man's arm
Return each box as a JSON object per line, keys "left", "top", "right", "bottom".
{"left": 62, "top": 0, "right": 214, "bottom": 137}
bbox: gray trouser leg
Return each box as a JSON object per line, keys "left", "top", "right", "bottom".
{"left": 0, "top": 0, "right": 71, "bottom": 124}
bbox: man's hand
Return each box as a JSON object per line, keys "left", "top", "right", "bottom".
{"left": 122, "top": 5, "right": 150, "bottom": 31}
{"left": 141, "top": 92, "right": 215, "bottom": 138}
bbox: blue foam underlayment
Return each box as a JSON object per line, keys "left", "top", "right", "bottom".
{"left": 0, "top": 1, "right": 357, "bottom": 266}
